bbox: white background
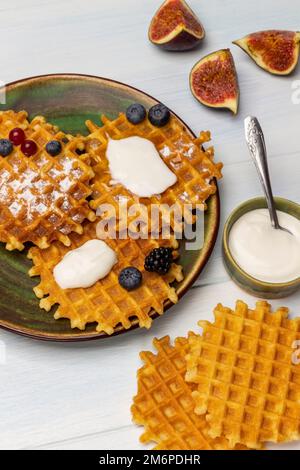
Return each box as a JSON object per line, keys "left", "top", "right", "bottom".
{"left": 0, "top": 0, "right": 300, "bottom": 450}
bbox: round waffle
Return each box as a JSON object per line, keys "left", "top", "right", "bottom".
{"left": 0, "top": 110, "right": 95, "bottom": 251}
{"left": 85, "top": 113, "right": 222, "bottom": 235}
{"left": 185, "top": 300, "right": 300, "bottom": 448}
{"left": 132, "top": 335, "right": 246, "bottom": 449}
{"left": 28, "top": 221, "right": 183, "bottom": 335}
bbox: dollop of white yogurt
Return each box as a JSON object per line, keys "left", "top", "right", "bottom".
{"left": 106, "top": 136, "right": 177, "bottom": 197}
{"left": 53, "top": 239, "right": 117, "bottom": 289}
{"left": 229, "top": 209, "right": 300, "bottom": 283}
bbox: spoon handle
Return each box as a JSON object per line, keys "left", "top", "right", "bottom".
{"left": 244, "top": 116, "right": 280, "bottom": 229}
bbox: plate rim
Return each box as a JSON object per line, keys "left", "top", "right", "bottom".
{"left": 0, "top": 73, "right": 220, "bottom": 342}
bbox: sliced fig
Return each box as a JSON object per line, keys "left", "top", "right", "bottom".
{"left": 148, "top": 0, "right": 205, "bottom": 51}
{"left": 189, "top": 49, "right": 239, "bottom": 114}
{"left": 233, "top": 30, "right": 300, "bottom": 75}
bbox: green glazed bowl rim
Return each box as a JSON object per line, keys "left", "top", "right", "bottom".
{"left": 223, "top": 196, "right": 300, "bottom": 289}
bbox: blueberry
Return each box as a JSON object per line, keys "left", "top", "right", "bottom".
{"left": 126, "top": 103, "right": 146, "bottom": 124}
{"left": 0, "top": 139, "right": 13, "bottom": 157}
{"left": 46, "top": 140, "right": 62, "bottom": 156}
{"left": 119, "top": 267, "right": 142, "bottom": 291}
{"left": 148, "top": 104, "right": 170, "bottom": 127}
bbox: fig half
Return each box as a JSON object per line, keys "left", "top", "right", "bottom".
{"left": 233, "top": 30, "right": 300, "bottom": 75}
{"left": 148, "top": 0, "right": 205, "bottom": 51}
{"left": 190, "top": 49, "right": 239, "bottom": 114}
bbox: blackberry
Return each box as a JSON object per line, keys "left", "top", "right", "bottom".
{"left": 144, "top": 247, "right": 173, "bottom": 275}
{"left": 119, "top": 267, "right": 142, "bottom": 291}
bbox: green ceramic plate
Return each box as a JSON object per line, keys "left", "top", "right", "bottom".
{"left": 0, "top": 74, "right": 220, "bottom": 341}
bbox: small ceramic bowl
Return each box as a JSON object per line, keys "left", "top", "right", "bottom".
{"left": 223, "top": 197, "right": 300, "bottom": 299}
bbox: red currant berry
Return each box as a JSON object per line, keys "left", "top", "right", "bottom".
{"left": 21, "top": 139, "right": 37, "bottom": 157}
{"left": 9, "top": 127, "right": 25, "bottom": 146}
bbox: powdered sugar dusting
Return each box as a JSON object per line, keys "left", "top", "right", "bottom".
{"left": 0, "top": 152, "right": 89, "bottom": 230}
{"left": 160, "top": 145, "right": 171, "bottom": 158}
{"left": 9, "top": 201, "right": 22, "bottom": 217}
{"left": 59, "top": 177, "right": 73, "bottom": 192}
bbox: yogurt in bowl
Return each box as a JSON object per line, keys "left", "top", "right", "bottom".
{"left": 223, "top": 197, "right": 300, "bottom": 299}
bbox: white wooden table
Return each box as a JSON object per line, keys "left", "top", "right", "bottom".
{"left": 1, "top": 0, "right": 299, "bottom": 450}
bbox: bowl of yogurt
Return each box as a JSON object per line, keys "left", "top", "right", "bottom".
{"left": 222, "top": 197, "right": 300, "bottom": 298}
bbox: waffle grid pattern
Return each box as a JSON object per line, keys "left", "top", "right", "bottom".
{"left": 28, "top": 222, "right": 183, "bottom": 335}
{"left": 185, "top": 300, "right": 300, "bottom": 448}
{"left": 0, "top": 111, "right": 95, "bottom": 250}
{"left": 86, "top": 113, "right": 222, "bottom": 234}
{"left": 131, "top": 335, "right": 235, "bottom": 450}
